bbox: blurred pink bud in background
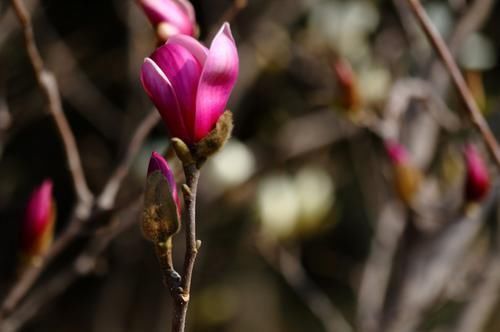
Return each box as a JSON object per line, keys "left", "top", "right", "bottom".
{"left": 385, "top": 141, "right": 421, "bottom": 205}
{"left": 332, "top": 57, "right": 361, "bottom": 112}
{"left": 138, "top": 0, "right": 196, "bottom": 37}
{"left": 141, "top": 23, "right": 239, "bottom": 145}
{"left": 464, "top": 144, "right": 490, "bottom": 202}
{"left": 385, "top": 140, "right": 410, "bottom": 166}
{"left": 21, "top": 180, "right": 56, "bottom": 259}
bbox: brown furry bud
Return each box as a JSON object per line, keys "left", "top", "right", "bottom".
{"left": 142, "top": 171, "right": 181, "bottom": 243}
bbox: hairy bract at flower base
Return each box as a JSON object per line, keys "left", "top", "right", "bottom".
{"left": 141, "top": 23, "right": 239, "bottom": 146}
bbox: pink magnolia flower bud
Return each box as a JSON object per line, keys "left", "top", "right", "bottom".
{"left": 386, "top": 140, "right": 410, "bottom": 166}
{"left": 385, "top": 141, "right": 421, "bottom": 205}
{"left": 148, "top": 151, "right": 181, "bottom": 217}
{"left": 142, "top": 152, "right": 181, "bottom": 242}
{"left": 141, "top": 23, "right": 239, "bottom": 145}
{"left": 332, "top": 57, "right": 361, "bottom": 112}
{"left": 464, "top": 144, "right": 490, "bottom": 202}
{"left": 21, "top": 180, "right": 56, "bottom": 259}
{"left": 138, "top": 0, "right": 196, "bottom": 37}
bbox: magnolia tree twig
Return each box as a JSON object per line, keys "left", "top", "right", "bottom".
{"left": 0, "top": 107, "right": 159, "bottom": 321}
{"left": 257, "top": 241, "right": 353, "bottom": 332}
{"left": 357, "top": 200, "right": 407, "bottom": 332}
{"left": 10, "top": 0, "right": 93, "bottom": 208}
{"left": 1, "top": 0, "right": 94, "bottom": 319}
{"left": 97, "top": 110, "right": 160, "bottom": 209}
{"left": 170, "top": 164, "right": 200, "bottom": 332}
{"left": 381, "top": 184, "right": 498, "bottom": 332}
{"left": 0, "top": 200, "right": 142, "bottom": 332}
{"left": 407, "top": 0, "right": 500, "bottom": 168}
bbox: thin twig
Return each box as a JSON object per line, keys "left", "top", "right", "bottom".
{"left": 430, "top": 0, "right": 495, "bottom": 94}
{"left": 381, "top": 184, "right": 498, "bottom": 332}
{"left": 453, "top": 252, "right": 500, "bottom": 332}
{"left": 10, "top": 0, "right": 93, "bottom": 207}
{"left": 1, "top": 0, "right": 94, "bottom": 318}
{"left": 0, "top": 108, "right": 159, "bottom": 321}
{"left": 1, "top": 0, "right": 160, "bottom": 315}
{"left": 257, "top": 241, "right": 353, "bottom": 332}
{"left": 407, "top": 0, "right": 500, "bottom": 168}
{"left": 0, "top": 201, "right": 142, "bottom": 332}
{"left": 452, "top": 202, "right": 500, "bottom": 332}
{"left": 97, "top": 110, "right": 160, "bottom": 210}
{"left": 357, "top": 201, "right": 407, "bottom": 332}
{"left": 170, "top": 165, "right": 200, "bottom": 332}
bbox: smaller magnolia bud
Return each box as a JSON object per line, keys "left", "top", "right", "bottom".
{"left": 138, "top": 0, "right": 197, "bottom": 40}
{"left": 385, "top": 141, "right": 422, "bottom": 205}
{"left": 332, "top": 57, "right": 361, "bottom": 113}
{"left": 464, "top": 144, "right": 490, "bottom": 203}
{"left": 142, "top": 152, "right": 181, "bottom": 243}
{"left": 171, "top": 137, "right": 195, "bottom": 166}
{"left": 192, "top": 111, "right": 233, "bottom": 164}
{"left": 21, "top": 180, "right": 56, "bottom": 264}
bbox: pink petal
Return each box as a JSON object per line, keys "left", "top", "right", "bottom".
{"left": 141, "top": 58, "right": 190, "bottom": 141}
{"left": 194, "top": 23, "right": 239, "bottom": 141}
{"left": 150, "top": 43, "right": 204, "bottom": 143}
{"left": 139, "top": 0, "right": 195, "bottom": 36}
{"left": 148, "top": 152, "right": 181, "bottom": 211}
{"left": 167, "top": 34, "right": 208, "bottom": 66}
{"left": 465, "top": 144, "right": 490, "bottom": 202}
{"left": 22, "top": 180, "right": 53, "bottom": 252}
{"left": 385, "top": 140, "right": 409, "bottom": 165}
{"left": 177, "top": 0, "right": 196, "bottom": 25}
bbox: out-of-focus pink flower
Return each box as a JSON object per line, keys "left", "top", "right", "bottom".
{"left": 332, "top": 57, "right": 360, "bottom": 112}
{"left": 148, "top": 151, "right": 181, "bottom": 218}
{"left": 385, "top": 141, "right": 421, "bottom": 205}
{"left": 464, "top": 144, "right": 490, "bottom": 202}
{"left": 138, "top": 0, "right": 196, "bottom": 37}
{"left": 21, "top": 180, "right": 56, "bottom": 258}
{"left": 141, "top": 23, "right": 239, "bottom": 145}
{"left": 385, "top": 140, "right": 410, "bottom": 166}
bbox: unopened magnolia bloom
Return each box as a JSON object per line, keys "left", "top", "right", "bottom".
{"left": 464, "top": 144, "right": 490, "bottom": 202}
{"left": 142, "top": 152, "right": 181, "bottom": 242}
{"left": 138, "top": 0, "right": 196, "bottom": 37}
{"left": 386, "top": 140, "right": 409, "bottom": 165}
{"left": 141, "top": 23, "right": 239, "bottom": 145}
{"left": 148, "top": 151, "right": 181, "bottom": 216}
{"left": 21, "top": 180, "right": 56, "bottom": 259}
{"left": 332, "top": 57, "right": 360, "bottom": 111}
{"left": 385, "top": 141, "right": 421, "bottom": 205}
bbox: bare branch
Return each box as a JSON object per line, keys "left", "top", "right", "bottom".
{"left": 257, "top": 241, "right": 353, "bottom": 332}
{"left": 407, "top": 0, "right": 500, "bottom": 169}
{"left": 10, "top": 0, "right": 93, "bottom": 207}
{"left": 97, "top": 110, "right": 160, "bottom": 210}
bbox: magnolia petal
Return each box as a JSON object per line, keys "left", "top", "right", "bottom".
{"left": 167, "top": 34, "right": 208, "bottom": 66}
{"left": 177, "top": 0, "right": 196, "bottom": 25}
{"left": 148, "top": 152, "right": 176, "bottom": 192}
{"left": 465, "top": 144, "right": 490, "bottom": 202}
{"left": 22, "top": 180, "right": 54, "bottom": 254}
{"left": 139, "top": 0, "right": 195, "bottom": 36}
{"left": 141, "top": 58, "right": 190, "bottom": 141}
{"left": 150, "top": 43, "right": 203, "bottom": 143}
{"left": 194, "top": 23, "right": 239, "bottom": 141}
{"left": 148, "top": 152, "right": 181, "bottom": 212}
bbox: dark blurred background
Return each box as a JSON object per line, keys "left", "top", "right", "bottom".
{"left": 2, "top": 0, "right": 500, "bottom": 331}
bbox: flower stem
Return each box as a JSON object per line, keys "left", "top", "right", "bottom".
{"left": 171, "top": 164, "right": 200, "bottom": 332}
